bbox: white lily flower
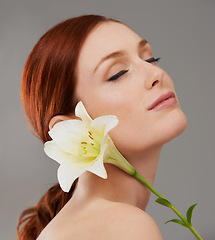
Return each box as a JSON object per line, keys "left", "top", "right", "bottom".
{"left": 44, "top": 101, "right": 136, "bottom": 192}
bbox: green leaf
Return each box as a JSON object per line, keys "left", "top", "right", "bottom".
{"left": 155, "top": 198, "right": 172, "bottom": 207}
{"left": 165, "top": 219, "right": 187, "bottom": 227}
{"left": 186, "top": 203, "right": 198, "bottom": 224}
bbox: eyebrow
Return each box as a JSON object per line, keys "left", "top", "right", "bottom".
{"left": 93, "top": 38, "right": 148, "bottom": 73}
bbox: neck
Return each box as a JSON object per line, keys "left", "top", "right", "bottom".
{"left": 71, "top": 145, "right": 163, "bottom": 211}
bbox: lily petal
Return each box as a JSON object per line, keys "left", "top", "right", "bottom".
{"left": 91, "top": 115, "right": 118, "bottom": 137}
{"left": 48, "top": 120, "right": 89, "bottom": 155}
{"left": 44, "top": 140, "right": 73, "bottom": 166}
{"left": 87, "top": 143, "right": 108, "bottom": 179}
{"left": 75, "top": 101, "right": 92, "bottom": 125}
{"left": 44, "top": 140, "right": 96, "bottom": 166}
{"left": 57, "top": 164, "right": 86, "bottom": 192}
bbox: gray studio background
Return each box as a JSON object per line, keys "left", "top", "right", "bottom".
{"left": 0, "top": 0, "right": 214, "bottom": 239}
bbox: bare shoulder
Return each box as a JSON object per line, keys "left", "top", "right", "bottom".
{"left": 105, "top": 202, "right": 163, "bottom": 240}
{"left": 36, "top": 200, "right": 163, "bottom": 240}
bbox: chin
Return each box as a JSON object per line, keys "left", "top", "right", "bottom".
{"left": 161, "top": 109, "right": 188, "bottom": 144}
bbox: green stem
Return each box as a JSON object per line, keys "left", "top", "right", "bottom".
{"left": 133, "top": 172, "right": 203, "bottom": 240}
{"left": 134, "top": 172, "right": 165, "bottom": 199}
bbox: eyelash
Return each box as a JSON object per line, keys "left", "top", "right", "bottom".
{"left": 106, "top": 57, "right": 161, "bottom": 82}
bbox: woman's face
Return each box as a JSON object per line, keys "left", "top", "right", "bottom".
{"left": 75, "top": 21, "right": 187, "bottom": 158}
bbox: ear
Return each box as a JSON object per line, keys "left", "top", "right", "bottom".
{"left": 49, "top": 114, "right": 76, "bottom": 130}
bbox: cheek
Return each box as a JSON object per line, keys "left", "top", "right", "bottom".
{"left": 108, "top": 121, "right": 153, "bottom": 157}
{"left": 107, "top": 108, "right": 153, "bottom": 155}
{"left": 78, "top": 83, "right": 138, "bottom": 119}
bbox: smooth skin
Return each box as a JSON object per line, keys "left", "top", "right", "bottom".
{"left": 38, "top": 21, "right": 187, "bottom": 239}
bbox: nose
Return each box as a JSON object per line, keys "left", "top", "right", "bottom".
{"left": 143, "top": 64, "right": 164, "bottom": 90}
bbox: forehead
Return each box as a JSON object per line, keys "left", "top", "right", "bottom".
{"left": 77, "top": 21, "right": 145, "bottom": 74}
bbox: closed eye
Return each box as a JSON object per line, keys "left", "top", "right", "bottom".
{"left": 145, "top": 57, "right": 160, "bottom": 63}
{"left": 106, "top": 57, "right": 161, "bottom": 82}
{"left": 106, "top": 69, "right": 129, "bottom": 82}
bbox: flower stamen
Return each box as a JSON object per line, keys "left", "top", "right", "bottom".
{"left": 88, "top": 131, "right": 92, "bottom": 135}
{"left": 89, "top": 135, "right": 94, "bottom": 140}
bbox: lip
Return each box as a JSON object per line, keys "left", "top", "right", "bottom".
{"left": 147, "top": 91, "right": 176, "bottom": 111}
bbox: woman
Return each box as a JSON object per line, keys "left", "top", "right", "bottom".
{"left": 17, "top": 14, "right": 187, "bottom": 240}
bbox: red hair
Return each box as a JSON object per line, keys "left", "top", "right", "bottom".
{"left": 17, "top": 15, "right": 120, "bottom": 240}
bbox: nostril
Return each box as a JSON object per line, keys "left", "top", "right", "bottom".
{"left": 152, "top": 80, "right": 159, "bottom": 86}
